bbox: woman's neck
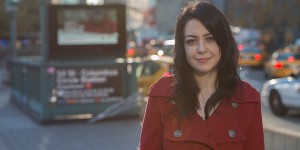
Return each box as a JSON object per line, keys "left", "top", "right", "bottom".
{"left": 193, "top": 71, "right": 217, "bottom": 92}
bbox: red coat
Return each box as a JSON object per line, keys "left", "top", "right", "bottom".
{"left": 139, "top": 76, "right": 264, "bottom": 150}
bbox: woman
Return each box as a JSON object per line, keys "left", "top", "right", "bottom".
{"left": 139, "top": 1, "right": 264, "bottom": 150}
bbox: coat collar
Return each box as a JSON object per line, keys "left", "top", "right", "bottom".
{"left": 231, "top": 81, "right": 260, "bottom": 103}
{"left": 148, "top": 75, "right": 176, "bottom": 98}
{"left": 148, "top": 76, "right": 259, "bottom": 104}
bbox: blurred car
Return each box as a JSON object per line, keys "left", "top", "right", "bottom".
{"left": 238, "top": 46, "right": 266, "bottom": 67}
{"left": 161, "top": 39, "right": 175, "bottom": 56}
{"left": 135, "top": 55, "right": 173, "bottom": 118}
{"left": 136, "top": 55, "right": 173, "bottom": 96}
{"left": 147, "top": 39, "right": 175, "bottom": 57}
{"left": 295, "top": 38, "right": 300, "bottom": 47}
{"left": 261, "top": 74, "right": 300, "bottom": 116}
{"left": 263, "top": 50, "right": 300, "bottom": 78}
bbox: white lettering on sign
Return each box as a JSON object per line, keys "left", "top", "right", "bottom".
{"left": 57, "top": 84, "right": 84, "bottom": 89}
{"left": 53, "top": 67, "right": 123, "bottom": 104}
{"left": 57, "top": 88, "right": 115, "bottom": 98}
{"left": 80, "top": 69, "right": 118, "bottom": 76}
{"left": 80, "top": 77, "right": 107, "bottom": 83}
{"left": 56, "top": 77, "right": 79, "bottom": 84}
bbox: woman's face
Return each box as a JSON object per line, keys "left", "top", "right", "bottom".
{"left": 184, "top": 19, "right": 221, "bottom": 76}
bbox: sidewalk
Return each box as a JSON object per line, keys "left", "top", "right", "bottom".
{"left": 0, "top": 95, "right": 141, "bottom": 150}
{"left": 0, "top": 68, "right": 141, "bottom": 150}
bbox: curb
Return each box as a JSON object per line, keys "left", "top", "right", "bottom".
{"left": 263, "top": 125, "right": 300, "bottom": 150}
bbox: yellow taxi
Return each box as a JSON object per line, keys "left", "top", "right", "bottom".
{"left": 135, "top": 55, "right": 173, "bottom": 118}
{"left": 136, "top": 55, "right": 173, "bottom": 96}
{"left": 264, "top": 48, "right": 300, "bottom": 78}
{"left": 238, "top": 46, "right": 266, "bottom": 67}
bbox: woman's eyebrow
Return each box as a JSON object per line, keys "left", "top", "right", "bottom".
{"left": 203, "top": 33, "right": 212, "bottom": 37}
{"left": 184, "top": 35, "right": 197, "bottom": 38}
{"left": 184, "top": 33, "right": 212, "bottom": 38}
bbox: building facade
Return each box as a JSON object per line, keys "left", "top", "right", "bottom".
{"left": 155, "top": 0, "right": 184, "bottom": 34}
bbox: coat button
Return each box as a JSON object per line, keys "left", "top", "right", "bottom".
{"left": 228, "top": 129, "right": 236, "bottom": 137}
{"left": 170, "top": 100, "right": 176, "bottom": 104}
{"left": 231, "top": 102, "right": 239, "bottom": 108}
{"left": 174, "top": 130, "right": 182, "bottom": 138}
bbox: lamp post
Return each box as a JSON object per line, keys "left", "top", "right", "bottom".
{"left": 5, "top": 0, "right": 19, "bottom": 57}
{"left": 39, "top": 0, "right": 48, "bottom": 63}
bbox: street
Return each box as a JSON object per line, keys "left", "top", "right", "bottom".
{"left": 241, "top": 67, "right": 300, "bottom": 132}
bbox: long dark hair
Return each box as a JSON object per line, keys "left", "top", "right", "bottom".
{"left": 173, "top": 1, "right": 242, "bottom": 119}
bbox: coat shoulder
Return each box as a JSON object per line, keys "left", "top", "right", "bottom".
{"left": 232, "top": 81, "right": 260, "bottom": 103}
{"left": 148, "top": 75, "right": 176, "bottom": 98}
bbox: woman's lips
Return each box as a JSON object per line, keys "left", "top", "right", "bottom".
{"left": 196, "top": 57, "right": 210, "bottom": 63}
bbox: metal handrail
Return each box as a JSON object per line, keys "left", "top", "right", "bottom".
{"left": 88, "top": 92, "right": 140, "bottom": 123}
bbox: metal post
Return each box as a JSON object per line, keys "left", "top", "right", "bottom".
{"left": 39, "top": 0, "right": 49, "bottom": 120}
{"left": 9, "top": 10, "right": 17, "bottom": 57}
{"left": 39, "top": 0, "right": 48, "bottom": 63}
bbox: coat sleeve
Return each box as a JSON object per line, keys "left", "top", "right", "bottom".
{"left": 243, "top": 101, "right": 265, "bottom": 150}
{"left": 139, "top": 96, "right": 163, "bottom": 150}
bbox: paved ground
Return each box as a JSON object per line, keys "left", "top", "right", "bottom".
{"left": 0, "top": 66, "right": 141, "bottom": 150}
{"left": 0, "top": 92, "right": 141, "bottom": 150}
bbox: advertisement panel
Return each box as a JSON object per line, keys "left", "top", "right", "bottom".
{"left": 47, "top": 66, "right": 124, "bottom": 105}
{"left": 57, "top": 8, "right": 118, "bottom": 45}
{"left": 48, "top": 4, "right": 126, "bottom": 59}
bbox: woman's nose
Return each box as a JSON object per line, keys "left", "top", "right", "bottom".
{"left": 197, "top": 42, "right": 207, "bottom": 53}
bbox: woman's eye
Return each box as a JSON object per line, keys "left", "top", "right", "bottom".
{"left": 206, "top": 36, "right": 215, "bottom": 42}
{"left": 186, "top": 39, "right": 197, "bottom": 45}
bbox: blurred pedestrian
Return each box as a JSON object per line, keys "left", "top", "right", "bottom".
{"left": 139, "top": 1, "right": 264, "bottom": 150}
